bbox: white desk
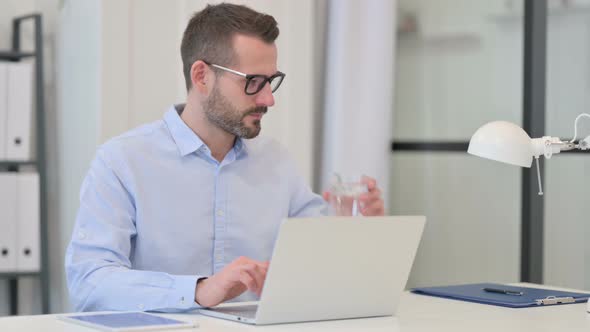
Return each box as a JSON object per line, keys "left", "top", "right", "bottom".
{"left": 2, "top": 285, "right": 590, "bottom": 331}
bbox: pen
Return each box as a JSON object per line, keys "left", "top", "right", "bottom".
{"left": 483, "top": 287, "right": 523, "bottom": 296}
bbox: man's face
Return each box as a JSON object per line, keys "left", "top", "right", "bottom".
{"left": 203, "top": 84, "right": 267, "bottom": 139}
{"left": 202, "top": 34, "right": 278, "bottom": 139}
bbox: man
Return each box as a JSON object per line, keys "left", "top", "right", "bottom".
{"left": 66, "top": 3, "right": 384, "bottom": 312}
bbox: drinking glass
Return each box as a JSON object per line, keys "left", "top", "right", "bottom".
{"left": 328, "top": 174, "right": 368, "bottom": 216}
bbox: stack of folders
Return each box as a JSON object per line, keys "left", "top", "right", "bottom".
{"left": 0, "top": 172, "right": 40, "bottom": 273}
{"left": 0, "top": 60, "right": 34, "bottom": 161}
{"left": 0, "top": 57, "right": 38, "bottom": 273}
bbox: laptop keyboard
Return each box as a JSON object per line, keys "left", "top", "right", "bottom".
{"left": 211, "top": 304, "right": 258, "bottom": 319}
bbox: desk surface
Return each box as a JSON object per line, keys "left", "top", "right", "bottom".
{"left": 2, "top": 284, "right": 590, "bottom": 331}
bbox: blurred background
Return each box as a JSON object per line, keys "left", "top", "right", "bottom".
{"left": 0, "top": 0, "right": 588, "bottom": 315}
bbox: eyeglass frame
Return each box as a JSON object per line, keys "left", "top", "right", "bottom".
{"left": 202, "top": 61, "right": 286, "bottom": 95}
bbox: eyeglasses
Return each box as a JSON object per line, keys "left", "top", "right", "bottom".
{"left": 204, "top": 61, "right": 286, "bottom": 95}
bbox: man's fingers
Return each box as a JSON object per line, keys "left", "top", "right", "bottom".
{"left": 253, "top": 264, "right": 268, "bottom": 292}
{"left": 200, "top": 258, "right": 271, "bottom": 306}
{"left": 254, "top": 260, "right": 270, "bottom": 270}
{"left": 361, "top": 175, "right": 377, "bottom": 190}
{"left": 357, "top": 176, "right": 383, "bottom": 216}
{"left": 234, "top": 257, "right": 269, "bottom": 269}
{"left": 243, "top": 259, "right": 270, "bottom": 276}
{"left": 226, "top": 257, "right": 270, "bottom": 296}
{"left": 371, "top": 187, "right": 382, "bottom": 198}
{"left": 238, "top": 264, "right": 267, "bottom": 294}
{"left": 362, "top": 199, "right": 385, "bottom": 216}
{"left": 359, "top": 188, "right": 381, "bottom": 208}
{"left": 237, "top": 269, "right": 258, "bottom": 292}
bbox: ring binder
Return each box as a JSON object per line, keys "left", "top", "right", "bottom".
{"left": 534, "top": 296, "right": 575, "bottom": 306}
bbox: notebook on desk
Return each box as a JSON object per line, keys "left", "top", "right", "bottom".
{"left": 412, "top": 283, "right": 590, "bottom": 308}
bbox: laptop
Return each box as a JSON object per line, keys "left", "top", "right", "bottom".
{"left": 198, "top": 216, "right": 425, "bottom": 325}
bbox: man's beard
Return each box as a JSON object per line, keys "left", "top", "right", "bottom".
{"left": 203, "top": 86, "right": 267, "bottom": 139}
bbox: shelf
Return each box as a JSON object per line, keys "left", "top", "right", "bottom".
{"left": 0, "top": 272, "right": 41, "bottom": 279}
{"left": 488, "top": 6, "right": 590, "bottom": 22}
{"left": 0, "top": 51, "right": 36, "bottom": 61}
{"left": 2, "top": 12, "right": 49, "bottom": 316}
{"left": 0, "top": 161, "right": 37, "bottom": 166}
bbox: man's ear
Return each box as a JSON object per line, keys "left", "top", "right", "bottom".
{"left": 190, "top": 60, "right": 211, "bottom": 94}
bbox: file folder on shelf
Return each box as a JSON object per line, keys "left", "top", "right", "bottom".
{"left": 0, "top": 62, "right": 7, "bottom": 160}
{"left": 5, "top": 61, "right": 34, "bottom": 161}
{"left": 15, "top": 172, "right": 40, "bottom": 272}
{"left": 0, "top": 173, "right": 18, "bottom": 272}
{"left": 412, "top": 283, "right": 590, "bottom": 308}
{"left": 0, "top": 172, "right": 40, "bottom": 273}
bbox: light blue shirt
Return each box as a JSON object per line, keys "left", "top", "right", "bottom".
{"left": 65, "top": 104, "right": 326, "bottom": 312}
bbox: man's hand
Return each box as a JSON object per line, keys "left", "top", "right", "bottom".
{"left": 195, "top": 256, "right": 269, "bottom": 308}
{"left": 322, "top": 175, "right": 385, "bottom": 216}
{"left": 358, "top": 175, "right": 384, "bottom": 216}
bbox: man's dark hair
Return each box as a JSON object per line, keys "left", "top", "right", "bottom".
{"left": 181, "top": 3, "right": 279, "bottom": 91}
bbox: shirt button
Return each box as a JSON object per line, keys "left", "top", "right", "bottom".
{"left": 216, "top": 210, "right": 224, "bottom": 217}
{"left": 78, "top": 232, "right": 86, "bottom": 240}
{"left": 138, "top": 303, "right": 145, "bottom": 310}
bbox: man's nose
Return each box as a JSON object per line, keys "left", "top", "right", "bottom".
{"left": 255, "top": 82, "right": 275, "bottom": 107}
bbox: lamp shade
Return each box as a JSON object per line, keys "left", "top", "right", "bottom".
{"left": 468, "top": 121, "right": 534, "bottom": 168}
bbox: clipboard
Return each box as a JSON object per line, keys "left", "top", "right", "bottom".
{"left": 411, "top": 283, "right": 590, "bottom": 308}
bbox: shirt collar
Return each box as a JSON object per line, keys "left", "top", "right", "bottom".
{"left": 234, "top": 137, "right": 247, "bottom": 156}
{"left": 164, "top": 104, "right": 205, "bottom": 156}
{"left": 164, "top": 104, "right": 248, "bottom": 158}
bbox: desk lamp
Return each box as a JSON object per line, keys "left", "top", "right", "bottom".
{"left": 468, "top": 114, "right": 590, "bottom": 194}
{"left": 467, "top": 113, "right": 590, "bottom": 312}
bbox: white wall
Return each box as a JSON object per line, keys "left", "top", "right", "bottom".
{"left": 94, "top": 0, "right": 317, "bottom": 184}
{"left": 392, "top": 0, "right": 523, "bottom": 287}
{"left": 320, "top": 0, "right": 395, "bottom": 205}
{"left": 55, "top": 0, "right": 103, "bottom": 314}
{"left": 394, "top": 0, "right": 590, "bottom": 291}
{"left": 394, "top": 0, "right": 522, "bottom": 140}
{"left": 544, "top": 6, "right": 590, "bottom": 291}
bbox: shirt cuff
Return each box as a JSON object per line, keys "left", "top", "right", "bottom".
{"left": 167, "top": 275, "right": 203, "bottom": 310}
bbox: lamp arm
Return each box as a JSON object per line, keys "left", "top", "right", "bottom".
{"left": 527, "top": 113, "right": 590, "bottom": 196}
{"left": 578, "top": 135, "right": 590, "bottom": 150}
{"left": 551, "top": 140, "right": 576, "bottom": 152}
{"left": 531, "top": 110, "right": 590, "bottom": 158}
{"left": 531, "top": 137, "right": 575, "bottom": 159}
{"left": 570, "top": 113, "right": 590, "bottom": 143}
